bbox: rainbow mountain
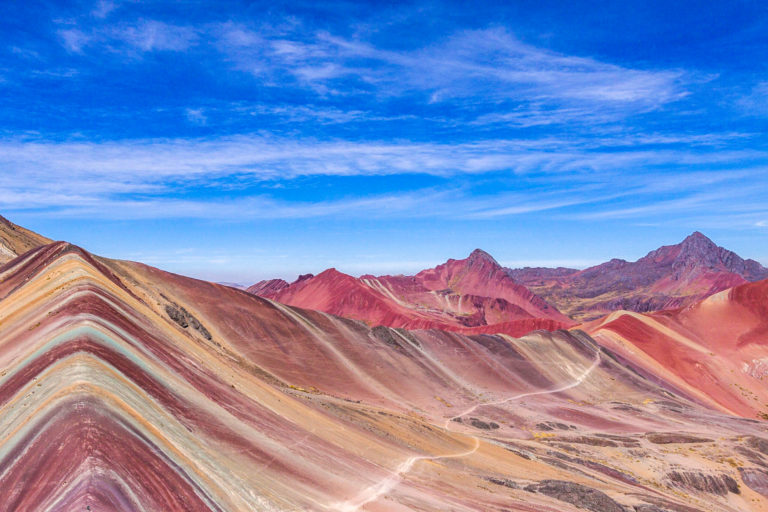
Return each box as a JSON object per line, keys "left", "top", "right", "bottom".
{"left": 0, "top": 219, "right": 767, "bottom": 511}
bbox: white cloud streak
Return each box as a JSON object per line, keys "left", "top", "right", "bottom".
{"left": 57, "top": 17, "right": 692, "bottom": 119}
{"left": 736, "top": 81, "right": 768, "bottom": 117}
{"left": 0, "top": 135, "right": 765, "bottom": 225}
{"left": 59, "top": 20, "right": 198, "bottom": 54}
{"left": 91, "top": 0, "right": 118, "bottom": 19}
{"left": 218, "top": 24, "right": 691, "bottom": 114}
{"left": 2, "top": 135, "right": 759, "bottom": 184}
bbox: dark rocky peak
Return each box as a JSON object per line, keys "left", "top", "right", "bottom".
{"left": 466, "top": 248, "right": 500, "bottom": 268}
{"left": 641, "top": 232, "right": 720, "bottom": 268}
{"left": 663, "top": 232, "right": 768, "bottom": 282}
{"left": 683, "top": 231, "right": 711, "bottom": 243}
{"left": 679, "top": 231, "right": 717, "bottom": 254}
{"left": 293, "top": 273, "right": 315, "bottom": 284}
{"left": 675, "top": 232, "right": 723, "bottom": 267}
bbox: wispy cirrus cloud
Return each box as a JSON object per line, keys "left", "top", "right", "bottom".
{"left": 59, "top": 19, "right": 198, "bottom": 54}
{"left": 0, "top": 135, "right": 765, "bottom": 227}
{"left": 1, "top": 134, "right": 762, "bottom": 185}
{"left": 571, "top": 190, "right": 750, "bottom": 221}
{"left": 736, "top": 81, "right": 768, "bottom": 117}
{"left": 218, "top": 24, "right": 691, "bottom": 114}
{"left": 48, "top": 12, "right": 704, "bottom": 132}
{"left": 91, "top": 0, "right": 118, "bottom": 19}
{"left": 0, "top": 186, "right": 628, "bottom": 222}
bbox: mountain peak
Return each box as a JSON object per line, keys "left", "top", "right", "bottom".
{"left": 657, "top": 231, "right": 768, "bottom": 283}
{"left": 467, "top": 248, "right": 499, "bottom": 266}
{"left": 315, "top": 268, "right": 354, "bottom": 281}
{"left": 675, "top": 231, "right": 721, "bottom": 266}
{"left": 681, "top": 231, "right": 715, "bottom": 246}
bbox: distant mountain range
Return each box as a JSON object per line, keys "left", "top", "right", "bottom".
{"left": 250, "top": 231, "right": 768, "bottom": 325}
{"left": 249, "top": 248, "right": 574, "bottom": 337}
{"left": 510, "top": 231, "right": 768, "bottom": 321}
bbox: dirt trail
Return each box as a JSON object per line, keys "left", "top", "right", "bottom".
{"left": 333, "top": 349, "right": 602, "bottom": 511}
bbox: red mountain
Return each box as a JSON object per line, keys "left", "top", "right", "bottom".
{"left": 583, "top": 277, "right": 768, "bottom": 418}
{"left": 510, "top": 231, "right": 768, "bottom": 321}
{"left": 248, "top": 249, "right": 574, "bottom": 336}
{"left": 246, "top": 277, "right": 289, "bottom": 295}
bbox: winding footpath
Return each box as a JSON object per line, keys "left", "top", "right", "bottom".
{"left": 333, "top": 437, "right": 480, "bottom": 512}
{"left": 445, "top": 350, "right": 603, "bottom": 428}
{"left": 333, "top": 348, "right": 603, "bottom": 511}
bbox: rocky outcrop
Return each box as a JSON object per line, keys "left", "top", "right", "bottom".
{"left": 469, "top": 418, "right": 499, "bottom": 430}
{"left": 739, "top": 468, "right": 768, "bottom": 497}
{"left": 633, "top": 506, "right": 670, "bottom": 512}
{"left": 550, "top": 451, "right": 638, "bottom": 485}
{"left": 165, "top": 303, "right": 212, "bottom": 340}
{"left": 645, "top": 433, "right": 713, "bottom": 444}
{"left": 746, "top": 436, "right": 768, "bottom": 456}
{"left": 541, "top": 435, "right": 640, "bottom": 448}
{"left": 486, "top": 477, "right": 519, "bottom": 489}
{"left": 524, "top": 480, "right": 625, "bottom": 512}
{"left": 536, "top": 421, "right": 575, "bottom": 431}
{"left": 666, "top": 471, "right": 739, "bottom": 495}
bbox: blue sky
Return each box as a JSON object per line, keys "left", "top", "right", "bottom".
{"left": 2, "top": 0, "right": 767, "bottom": 282}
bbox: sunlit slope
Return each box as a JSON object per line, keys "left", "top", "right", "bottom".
{"left": 0, "top": 215, "right": 51, "bottom": 264}
{"left": 583, "top": 277, "right": 768, "bottom": 419}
